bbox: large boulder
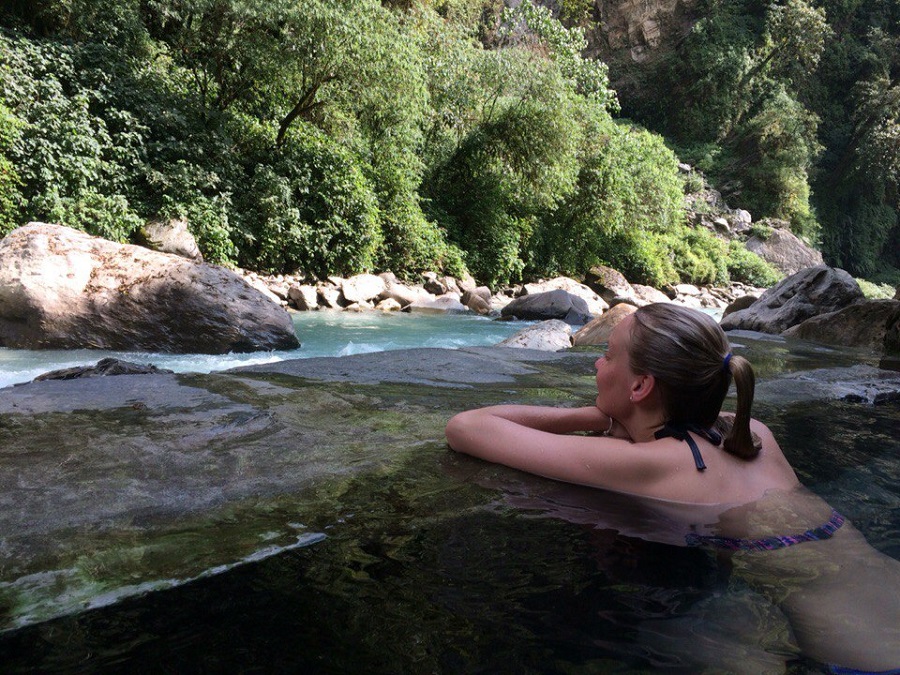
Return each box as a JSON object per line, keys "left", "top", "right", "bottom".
{"left": 0, "top": 222, "right": 300, "bottom": 353}
{"left": 497, "top": 319, "right": 572, "bottom": 351}
{"left": 584, "top": 265, "right": 635, "bottom": 303}
{"left": 783, "top": 299, "right": 900, "bottom": 355}
{"left": 720, "top": 266, "right": 864, "bottom": 334}
{"left": 522, "top": 277, "right": 608, "bottom": 316}
{"left": 341, "top": 273, "right": 386, "bottom": 304}
{"left": 744, "top": 221, "right": 824, "bottom": 276}
{"left": 378, "top": 279, "right": 431, "bottom": 308}
{"left": 501, "top": 289, "right": 593, "bottom": 325}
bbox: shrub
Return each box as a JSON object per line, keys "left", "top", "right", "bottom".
{"left": 531, "top": 117, "right": 686, "bottom": 281}
{"left": 0, "top": 102, "right": 23, "bottom": 235}
{"left": 237, "top": 123, "right": 382, "bottom": 277}
{"left": 726, "top": 240, "right": 781, "bottom": 286}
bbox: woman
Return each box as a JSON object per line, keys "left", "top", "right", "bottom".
{"left": 446, "top": 303, "right": 900, "bottom": 673}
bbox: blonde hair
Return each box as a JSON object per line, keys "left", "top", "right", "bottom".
{"left": 628, "top": 303, "right": 760, "bottom": 459}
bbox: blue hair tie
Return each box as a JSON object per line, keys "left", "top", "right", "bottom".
{"left": 722, "top": 352, "right": 733, "bottom": 373}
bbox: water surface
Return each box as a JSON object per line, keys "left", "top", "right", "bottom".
{"left": 0, "top": 310, "right": 531, "bottom": 388}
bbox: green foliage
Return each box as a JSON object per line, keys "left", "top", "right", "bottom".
{"left": 855, "top": 277, "right": 895, "bottom": 299}
{"left": 730, "top": 88, "right": 822, "bottom": 237}
{"left": 2, "top": 0, "right": 772, "bottom": 294}
{"left": 499, "top": 0, "right": 618, "bottom": 111}
{"left": 424, "top": 51, "right": 585, "bottom": 286}
{"left": 725, "top": 240, "right": 781, "bottom": 286}
{"left": 749, "top": 222, "right": 774, "bottom": 239}
{"left": 532, "top": 118, "right": 686, "bottom": 282}
{"left": 0, "top": 102, "right": 23, "bottom": 235}
{"left": 237, "top": 123, "right": 382, "bottom": 277}
{"left": 618, "top": 0, "right": 899, "bottom": 278}
{"left": 0, "top": 35, "right": 145, "bottom": 241}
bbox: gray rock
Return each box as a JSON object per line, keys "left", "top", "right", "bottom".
{"left": 572, "top": 303, "right": 637, "bottom": 346}
{"left": 498, "top": 320, "right": 572, "bottom": 351}
{"left": 722, "top": 294, "right": 758, "bottom": 319}
{"left": 33, "top": 358, "right": 174, "bottom": 381}
{"left": 405, "top": 294, "right": 468, "bottom": 314}
{"left": 136, "top": 218, "right": 202, "bottom": 261}
{"left": 631, "top": 284, "right": 670, "bottom": 304}
{"left": 720, "top": 266, "right": 864, "bottom": 334}
{"left": 501, "top": 289, "right": 593, "bottom": 325}
{"left": 288, "top": 284, "right": 319, "bottom": 311}
{"left": 461, "top": 289, "right": 491, "bottom": 315}
{"left": 745, "top": 224, "right": 823, "bottom": 276}
{"left": 782, "top": 299, "right": 900, "bottom": 355}
{"left": 378, "top": 280, "right": 430, "bottom": 308}
{"left": 584, "top": 265, "right": 634, "bottom": 303}
{"left": 341, "top": 273, "right": 386, "bottom": 304}
{"left": 0, "top": 223, "right": 299, "bottom": 353}
{"left": 375, "top": 297, "right": 402, "bottom": 311}
{"left": 523, "top": 277, "right": 607, "bottom": 316}
{"left": 317, "top": 283, "right": 344, "bottom": 308}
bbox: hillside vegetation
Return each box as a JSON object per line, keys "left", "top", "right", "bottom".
{"left": 588, "top": 0, "right": 899, "bottom": 283}
{"left": 1, "top": 0, "right": 885, "bottom": 289}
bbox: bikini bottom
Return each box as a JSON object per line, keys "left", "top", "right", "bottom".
{"left": 685, "top": 510, "right": 845, "bottom": 552}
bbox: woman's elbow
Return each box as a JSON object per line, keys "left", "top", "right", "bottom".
{"left": 444, "top": 413, "right": 465, "bottom": 452}
{"left": 445, "top": 410, "right": 476, "bottom": 454}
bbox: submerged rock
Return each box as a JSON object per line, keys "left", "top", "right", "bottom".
{"left": 0, "top": 340, "right": 897, "bottom": 635}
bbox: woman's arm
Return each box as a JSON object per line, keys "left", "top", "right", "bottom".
{"left": 445, "top": 406, "right": 668, "bottom": 491}
{"left": 447, "top": 405, "right": 612, "bottom": 435}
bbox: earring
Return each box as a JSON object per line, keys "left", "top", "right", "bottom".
{"left": 629, "top": 394, "right": 634, "bottom": 402}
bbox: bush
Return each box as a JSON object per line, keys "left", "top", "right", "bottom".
{"left": 726, "top": 240, "right": 781, "bottom": 286}
{"left": 0, "top": 36, "right": 146, "bottom": 241}
{"left": 158, "top": 192, "right": 237, "bottom": 266}
{"left": 0, "top": 102, "right": 23, "bottom": 235}
{"left": 855, "top": 277, "right": 895, "bottom": 299}
{"left": 237, "top": 124, "right": 382, "bottom": 277}
{"left": 531, "top": 117, "right": 686, "bottom": 281}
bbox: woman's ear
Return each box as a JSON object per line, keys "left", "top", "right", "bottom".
{"left": 630, "top": 373, "right": 656, "bottom": 403}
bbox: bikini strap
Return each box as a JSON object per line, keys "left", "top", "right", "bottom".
{"left": 654, "top": 422, "right": 721, "bottom": 472}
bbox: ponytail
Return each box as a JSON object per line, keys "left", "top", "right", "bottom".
{"left": 722, "top": 354, "right": 760, "bottom": 459}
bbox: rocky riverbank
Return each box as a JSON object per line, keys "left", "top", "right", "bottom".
{"left": 1, "top": 222, "right": 897, "bottom": 359}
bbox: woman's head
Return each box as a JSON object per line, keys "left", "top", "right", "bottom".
{"left": 627, "top": 303, "right": 758, "bottom": 458}
{"left": 628, "top": 304, "right": 731, "bottom": 426}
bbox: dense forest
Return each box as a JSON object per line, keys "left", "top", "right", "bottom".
{"left": 0, "top": 0, "right": 896, "bottom": 289}
{"left": 597, "top": 0, "right": 900, "bottom": 281}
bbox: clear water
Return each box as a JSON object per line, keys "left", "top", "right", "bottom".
{"left": 0, "top": 310, "right": 533, "bottom": 388}
{"left": 0, "top": 321, "right": 897, "bottom": 674}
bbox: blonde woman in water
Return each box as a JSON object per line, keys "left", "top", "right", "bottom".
{"left": 446, "top": 303, "right": 900, "bottom": 674}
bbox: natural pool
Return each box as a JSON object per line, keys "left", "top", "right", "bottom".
{"left": 0, "top": 327, "right": 897, "bottom": 673}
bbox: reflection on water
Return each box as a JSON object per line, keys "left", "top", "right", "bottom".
{"left": 0, "top": 330, "right": 897, "bottom": 673}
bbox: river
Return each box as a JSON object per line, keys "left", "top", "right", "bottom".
{"left": 0, "top": 310, "right": 533, "bottom": 389}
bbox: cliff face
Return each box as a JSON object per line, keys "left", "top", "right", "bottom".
{"left": 552, "top": 0, "right": 701, "bottom": 92}
{"left": 594, "top": 0, "right": 697, "bottom": 59}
